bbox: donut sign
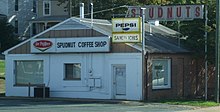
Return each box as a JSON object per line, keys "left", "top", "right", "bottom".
{"left": 33, "top": 40, "right": 53, "bottom": 52}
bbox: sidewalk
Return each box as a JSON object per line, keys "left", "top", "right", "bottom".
{"left": 178, "top": 106, "right": 220, "bottom": 112}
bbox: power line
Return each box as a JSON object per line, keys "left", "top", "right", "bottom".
{"left": 74, "top": 5, "right": 127, "bottom": 17}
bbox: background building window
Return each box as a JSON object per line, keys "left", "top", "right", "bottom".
{"left": 15, "top": 0, "right": 18, "bottom": 11}
{"left": 32, "top": 23, "right": 36, "bottom": 36}
{"left": 15, "top": 60, "right": 43, "bottom": 85}
{"left": 33, "top": 0, "right": 37, "bottom": 13}
{"left": 152, "top": 59, "right": 171, "bottom": 89}
{"left": 64, "top": 63, "right": 81, "bottom": 80}
{"left": 14, "top": 20, "right": 18, "bottom": 34}
{"left": 43, "top": 1, "right": 51, "bottom": 16}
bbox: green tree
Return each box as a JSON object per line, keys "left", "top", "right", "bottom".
{"left": 0, "top": 18, "right": 19, "bottom": 53}
{"left": 147, "top": 0, "right": 216, "bottom": 63}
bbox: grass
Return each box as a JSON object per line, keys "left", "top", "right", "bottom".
{"left": 159, "top": 99, "right": 219, "bottom": 107}
{"left": 0, "top": 60, "right": 5, "bottom": 75}
{"left": 0, "top": 60, "right": 5, "bottom": 95}
{"left": 0, "top": 79, "right": 5, "bottom": 94}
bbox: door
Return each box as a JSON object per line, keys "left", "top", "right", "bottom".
{"left": 112, "top": 65, "right": 126, "bottom": 99}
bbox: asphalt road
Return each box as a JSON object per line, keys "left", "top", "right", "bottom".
{"left": 0, "top": 99, "right": 194, "bottom": 112}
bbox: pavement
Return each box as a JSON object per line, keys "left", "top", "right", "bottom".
{"left": 179, "top": 106, "right": 220, "bottom": 112}
{"left": 0, "top": 97, "right": 219, "bottom": 112}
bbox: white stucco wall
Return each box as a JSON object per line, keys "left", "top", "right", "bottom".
{"left": 5, "top": 53, "right": 142, "bottom": 100}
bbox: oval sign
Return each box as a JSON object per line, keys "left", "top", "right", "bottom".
{"left": 33, "top": 40, "right": 53, "bottom": 52}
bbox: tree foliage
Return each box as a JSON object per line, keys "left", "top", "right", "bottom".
{"left": 57, "top": 0, "right": 216, "bottom": 63}
{"left": 145, "top": 0, "right": 216, "bottom": 64}
{"left": 0, "top": 18, "right": 19, "bottom": 53}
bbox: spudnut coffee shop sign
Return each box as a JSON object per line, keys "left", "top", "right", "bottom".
{"left": 31, "top": 37, "right": 110, "bottom": 53}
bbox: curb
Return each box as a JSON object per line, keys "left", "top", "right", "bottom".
{"left": 0, "top": 96, "right": 144, "bottom": 106}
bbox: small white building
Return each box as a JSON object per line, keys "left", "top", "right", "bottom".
{"left": 3, "top": 18, "right": 143, "bottom": 100}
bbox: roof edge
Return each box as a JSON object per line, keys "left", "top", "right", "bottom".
{"left": 3, "top": 17, "right": 73, "bottom": 55}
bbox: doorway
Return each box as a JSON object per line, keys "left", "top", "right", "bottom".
{"left": 112, "top": 64, "right": 126, "bottom": 99}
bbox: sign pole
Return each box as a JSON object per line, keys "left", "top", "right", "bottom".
{"left": 141, "top": 7, "right": 146, "bottom": 100}
{"left": 215, "top": 0, "right": 220, "bottom": 103}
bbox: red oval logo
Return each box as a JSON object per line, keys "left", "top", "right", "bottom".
{"left": 34, "top": 40, "right": 53, "bottom": 52}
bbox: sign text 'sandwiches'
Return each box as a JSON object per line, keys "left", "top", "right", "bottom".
{"left": 31, "top": 37, "right": 110, "bottom": 53}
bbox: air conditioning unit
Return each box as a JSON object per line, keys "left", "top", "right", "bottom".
{"left": 34, "top": 87, "right": 50, "bottom": 98}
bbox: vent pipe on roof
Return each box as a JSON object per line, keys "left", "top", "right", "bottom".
{"left": 91, "top": 3, "right": 93, "bottom": 27}
{"left": 80, "top": 3, "right": 84, "bottom": 19}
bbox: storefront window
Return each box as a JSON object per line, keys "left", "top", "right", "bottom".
{"left": 15, "top": 60, "right": 43, "bottom": 85}
{"left": 64, "top": 63, "right": 81, "bottom": 80}
{"left": 152, "top": 59, "right": 171, "bottom": 89}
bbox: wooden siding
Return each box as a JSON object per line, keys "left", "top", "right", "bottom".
{"left": 39, "top": 29, "right": 107, "bottom": 38}
{"left": 9, "top": 42, "right": 30, "bottom": 54}
{"left": 8, "top": 29, "right": 140, "bottom": 54}
{"left": 111, "top": 43, "right": 140, "bottom": 53}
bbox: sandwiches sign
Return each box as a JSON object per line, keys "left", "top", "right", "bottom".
{"left": 31, "top": 37, "right": 110, "bottom": 53}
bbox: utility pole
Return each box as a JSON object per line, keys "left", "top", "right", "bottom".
{"left": 141, "top": 7, "right": 146, "bottom": 100}
{"left": 215, "top": 0, "right": 220, "bottom": 103}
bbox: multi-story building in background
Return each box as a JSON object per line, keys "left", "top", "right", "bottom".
{"left": 0, "top": 0, "right": 8, "bottom": 16}
{"left": 7, "top": 0, "right": 69, "bottom": 39}
{"left": 8, "top": 0, "right": 37, "bottom": 39}
{"left": 29, "top": 0, "right": 69, "bottom": 36}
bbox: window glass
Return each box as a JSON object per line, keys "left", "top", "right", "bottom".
{"left": 64, "top": 63, "right": 81, "bottom": 80}
{"left": 152, "top": 59, "right": 171, "bottom": 89}
{"left": 14, "top": 20, "right": 18, "bottom": 34}
{"left": 33, "top": 0, "right": 36, "bottom": 13}
{"left": 15, "top": 60, "right": 43, "bottom": 85}
{"left": 15, "top": 0, "right": 18, "bottom": 11}
{"left": 43, "top": 1, "right": 51, "bottom": 16}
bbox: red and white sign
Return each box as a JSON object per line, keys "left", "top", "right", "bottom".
{"left": 127, "top": 5, "right": 204, "bottom": 21}
{"left": 33, "top": 40, "right": 53, "bottom": 52}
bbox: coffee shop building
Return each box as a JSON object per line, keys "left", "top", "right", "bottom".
{"left": 3, "top": 17, "right": 204, "bottom": 100}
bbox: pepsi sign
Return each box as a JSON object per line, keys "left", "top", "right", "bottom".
{"left": 112, "top": 18, "right": 141, "bottom": 33}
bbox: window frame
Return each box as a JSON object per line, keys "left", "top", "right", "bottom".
{"left": 14, "top": 60, "right": 44, "bottom": 86}
{"left": 152, "top": 59, "right": 171, "bottom": 90}
{"left": 63, "top": 63, "right": 81, "bottom": 81}
{"left": 43, "top": 0, "right": 51, "bottom": 16}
